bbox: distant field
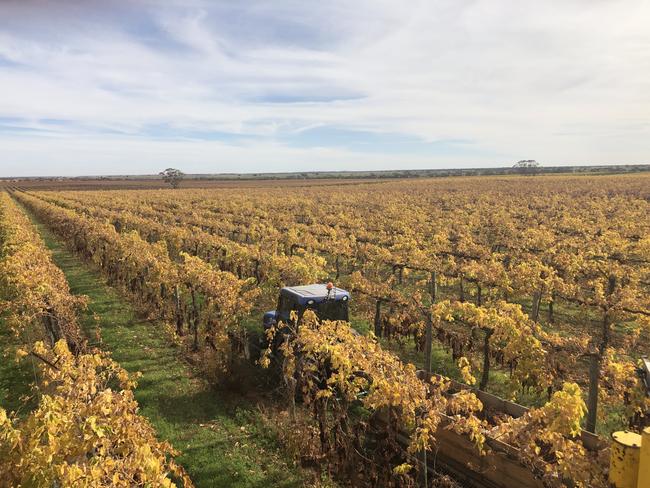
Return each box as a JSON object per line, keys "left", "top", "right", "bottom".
{"left": 2, "top": 163, "right": 649, "bottom": 191}
{"left": 2, "top": 176, "right": 388, "bottom": 190}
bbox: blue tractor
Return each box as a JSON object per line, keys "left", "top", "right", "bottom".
{"left": 263, "top": 283, "right": 350, "bottom": 331}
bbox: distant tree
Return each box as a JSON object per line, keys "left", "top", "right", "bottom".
{"left": 513, "top": 160, "right": 540, "bottom": 175}
{"left": 159, "top": 168, "right": 184, "bottom": 189}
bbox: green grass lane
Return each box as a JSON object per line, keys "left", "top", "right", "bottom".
{"left": 24, "top": 208, "right": 307, "bottom": 488}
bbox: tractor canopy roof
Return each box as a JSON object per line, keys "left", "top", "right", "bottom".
{"left": 281, "top": 284, "right": 350, "bottom": 306}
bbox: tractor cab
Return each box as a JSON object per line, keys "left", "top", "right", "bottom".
{"left": 263, "top": 283, "right": 350, "bottom": 331}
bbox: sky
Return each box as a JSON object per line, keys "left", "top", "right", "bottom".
{"left": 0, "top": 0, "right": 649, "bottom": 177}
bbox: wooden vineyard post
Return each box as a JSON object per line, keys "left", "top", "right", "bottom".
{"left": 531, "top": 290, "right": 541, "bottom": 322}
{"left": 547, "top": 293, "right": 555, "bottom": 323}
{"left": 418, "top": 271, "right": 439, "bottom": 487}
{"left": 287, "top": 375, "right": 297, "bottom": 423}
{"left": 424, "top": 315, "right": 433, "bottom": 375}
{"left": 459, "top": 275, "right": 465, "bottom": 302}
{"left": 588, "top": 276, "right": 615, "bottom": 433}
{"left": 586, "top": 350, "right": 600, "bottom": 433}
{"left": 424, "top": 271, "right": 437, "bottom": 374}
{"left": 418, "top": 450, "right": 428, "bottom": 488}
{"left": 374, "top": 299, "right": 383, "bottom": 338}
{"left": 479, "top": 328, "right": 493, "bottom": 391}
{"left": 174, "top": 285, "right": 184, "bottom": 336}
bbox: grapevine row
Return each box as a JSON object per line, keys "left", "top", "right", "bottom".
{"left": 0, "top": 192, "right": 192, "bottom": 487}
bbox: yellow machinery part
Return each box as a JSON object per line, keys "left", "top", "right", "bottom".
{"left": 610, "top": 430, "right": 641, "bottom": 488}
{"left": 638, "top": 427, "right": 649, "bottom": 488}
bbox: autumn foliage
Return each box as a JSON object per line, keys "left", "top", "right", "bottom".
{"left": 0, "top": 341, "right": 192, "bottom": 487}
{"left": 0, "top": 193, "right": 192, "bottom": 488}
{"left": 4, "top": 173, "right": 649, "bottom": 487}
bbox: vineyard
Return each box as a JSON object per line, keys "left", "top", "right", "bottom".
{"left": 1, "top": 173, "right": 649, "bottom": 487}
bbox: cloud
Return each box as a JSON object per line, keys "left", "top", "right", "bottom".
{"left": 0, "top": 0, "right": 649, "bottom": 176}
